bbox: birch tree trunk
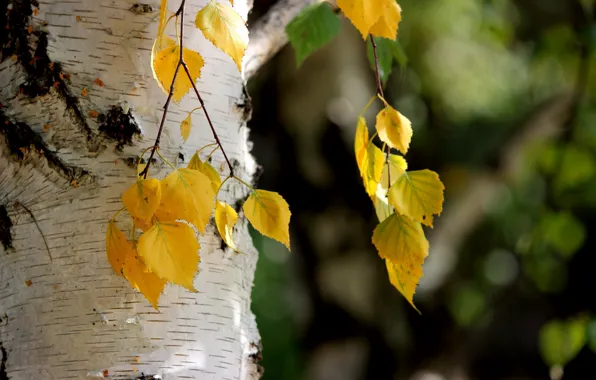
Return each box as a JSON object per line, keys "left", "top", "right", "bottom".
{"left": 0, "top": 0, "right": 263, "bottom": 378}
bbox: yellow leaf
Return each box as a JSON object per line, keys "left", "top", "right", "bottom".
{"left": 180, "top": 114, "right": 192, "bottom": 142}
{"left": 376, "top": 106, "right": 412, "bottom": 155}
{"left": 243, "top": 189, "right": 291, "bottom": 249}
{"left": 154, "top": 168, "right": 215, "bottom": 233}
{"left": 362, "top": 143, "right": 385, "bottom": 198}
{"left": 380, "top": 154, "right": 407, "bottom": 190}
{"left": 157, "top": 0, "right": 169, "bottom": 36}
{"left": 388, "top": 169, "right": 445, "bottom": 227}
{"left": 372, "top": 213, "right": 428, "bottom": 310}
{"left": 137, "top": 221, "right": 200, "bottom": 291}
{"left": 121, "top": 178, "right": 162, "bottom": 221}
{"left": 354, "top": 116, "right": 369, "bottom": 174}
{"left": 369, "top": 1, "right": 402, "bottom": 40}
{"left": 187, "top": 153, "right": 222, "bottom": 193}
{"left": 133, "top": 216, "right": 154, "bottom": 232}
{"left": 195, "top": 1, "right": 248, "bottom": 71}
{"left": 337, "top": 0, "right": 391, "bottom": 38}
{"left": 215, "top": 201, "right": 238, "bottom": 250}
{"left": 374, "top": 194, "right": 393, "bottom": 223}
{"left": 151, "top": 36, "right": 204, "bottom": 102}
{"left": 105, "top": 221, "right": 128, "bottom": 277}
{"left": 122, "top": 245, "right": 167, "bottom": 309}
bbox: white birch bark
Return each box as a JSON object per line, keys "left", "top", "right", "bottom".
{"left": 0, "top": 0, "right": 263, "bottom": 378}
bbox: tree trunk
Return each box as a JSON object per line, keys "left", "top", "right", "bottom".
{"left": 0, "top": 0, "right": 262, "bottom": 378}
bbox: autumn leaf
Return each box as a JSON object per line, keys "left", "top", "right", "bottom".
{"left": 376, "top": 105, "right": 412, "bottom": 154}
{"left": 154, "top": 168, "right": 215, "bottom": 233}
{"left": 105, "top": 221, "right": 129, "bottom": 276}
{"left": 215, "top": 201, "right": 238, "bottom": 250}
{"left": 369, "top": 1, "right": 401, "bottom": 40}
{"left": 133, "top": 216, "right": 154, "bottom": 232}
{"left": 354, "top": 116, "right": 369, "bottom": 173}
{"left": 180, "top": 114, "right": 191, "bottom": 142}
{"left": 123, "top": 247, "right": 167, "bottom": 309}
{"left": 337, "top": 0, "right": 391, "bottom": 38}
{"left": 195, "top": 1, "right": 248, "bottom": 71}
{"left": 372, "top": 213, "right": 428, "bottom": 310}
{"left": 151, "top": 36, "right": 204, "bottom": 102}
{"left": 243, "top": 189, "right": 291, "bottom": 249}
{"left": 121, "top": 178, "right": 162, "bottom": 221}
{"left": 388, "top": 169, "right": 445, "bottom": 227}
{"left": 363, "top": 143, "right": 386, "bottom": 198}
{"left": 137, "top": 221, "right": 200, "bottom": 291}
{"left": 380, "top": 153, "right": 407, "bottom": 190}
{"left": 187, "top": 153, "right": 222, "bottom": 193}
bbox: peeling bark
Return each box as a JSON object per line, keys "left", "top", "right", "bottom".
{"left": 0, "top": 0, "right": 263, "bottom": 378}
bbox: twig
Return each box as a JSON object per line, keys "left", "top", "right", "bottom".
{"left": 13, "top": 201, "right": 52, "bottom": 261}
{"left": 370, "top": 34, "right": 391, "bottom": 184}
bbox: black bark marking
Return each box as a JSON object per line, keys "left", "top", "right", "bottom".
{"left": 0, "top": 339, "right": 8, "bottom": 380}
{"left": 0, "top": 112, "right": 91, "bottom": 183}
{"left": 235, "top": 85, "right": 253, "bottom": 122}
{"left": 178, "top": 152, "right": 185, "bottom": 162}
{"left": 2, "top": 1, "right": 100, "bottom": 152}
{"left": 123, "top": 156, "right": 157, "bottom": 170}
{"left": 0, "top": 205, "right": 14, "bottom": 252}
{"left": 248, "top": 341, "right": 264, "bottom": 377}
{"left": 99, "top": 106, "right": 142, "bottom": 150}
{"left": 129, "top": 4, "right": 156, "bottom": 14}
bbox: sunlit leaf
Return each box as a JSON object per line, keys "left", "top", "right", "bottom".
{"left": 180, "top": 114, "right": 191, "bottom": 142}
{"left": 137, "top": 221, "right": 200, "bottom": 291}
{"left": 376, "top": 105, "right": 412, "bottom": 154}
{"left": 243, "top": 189, "right": 291, "bottom": 249}
{"left": 373, "top": 213, "right": 428, "bottom": 310}
{"left": 105, "top": 221, "right": 128, "bottom": 276}
{"left": 539, "top": 317, "right": 587, "bottom": 367}
{"left": 388, "top": 169, "right": 445, "bottom": 227}
{"left": 354, "top": 116, "right": 369, "bottom": 173}
{"left": 133, "top": 216, "right": 154, "bottom": 232}
{"left": 380, "top": 153, "right": 407, "bottom": 190}
{"left": 215, "top": 201, "right": 238, "bottom": 250}
{"left": 122, "top": 245, "right": 167, "bottom": 309}
{"left": 369, "top": 1, "right": 401, "bottom": 40}
{"left": 154, "top": 168, "right": 215, "bottom": 234}
{"left": 337, "top": 0, "right": 391, "bottom": 38}
{"left": 286, "top": 2, "right": 341, "bottom": 66}
{"left": 188, "top": 153, "right": 222, "bottom": 193}
{"left": 151, "top": 36, "right": 204, "bottom": 102}
{"left": 363, "top": 144, "right": 386, "bottom": 198}
{"left": 195, "top": 1, "right": 248, "bottom": 71}
{"left": 121, "top": 178, "right": 162, "bottom": 221}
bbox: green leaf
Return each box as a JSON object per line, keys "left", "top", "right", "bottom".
{"left": 539, "top": 317, "right": 587, "bottom": 367}
{"left": 286, "top": 2, "right": 341, "bottom": 66}
{"left": 540, "top": 211, "right": 586, "bottom": 258}
{"left": 366, "top": 37, "right": 407, "bottom": 84}
{"left": 555, "top": 145, "right": 596, "bottom": 192}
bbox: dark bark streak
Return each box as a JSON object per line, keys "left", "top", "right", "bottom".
{"left": 2, "top": 0, "right": 100, "bottom": 152}
{"left": 98, "top": 106, "right": 142, "bottom": 150}
{"left": 0, "top": 340, "right": 8, "bottom": 380}
{"left": 0, "top": 205, "right": 14, "bottom": 252}
{"left": 0, "top": 112, "right": 91, "bottom": 184}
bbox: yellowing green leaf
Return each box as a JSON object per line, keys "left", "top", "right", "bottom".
{"left": 243, "top": 189, "right": 291, "bottom": 249}
{"left": 195, "top": 1, "right": 248, "bottom": 71}
{"left": 154, "top": 168, "right": 215, "bottom": 234}
{"left": 376, "top": 106, "right": 412, "bottom": 154}
{"left": 372, "top": 213, "right": 428, "bottom": 310}
{"left": 388, "top": 169, "right": 445, "bottom": 227}
{"left": 354, "top": 116, "right": 369, "bottom": 173}
{"left": 180, "top": 114, "right": 191, "bottom": 142}
{"left": 151, "top": 36, "right": 204, "bottom": 102}
{"left": 106, "top": 221, "right": 129, "bottom": 277}
{"left": 337, "top": 0, "right": 391, "bottom": 38}
{"left": 369, "top": 1, "right": 401, "bottom": 40}
{"left": 363, "top": 143, "right": 385, "bottom": 198}
{"left": 122, "top": 245, "right": 167, "bottom": 309}
{"left": 187, "top": 153, "right": 222, "bottom": 193}
{"left": 137, "top": 221, "right": 200, "bottom": 291}
{"left": 215, "top": 201, "right": 238, "bottom": 250}
{"left": 380, "top": 154, "right": 407, "bottom": 190}
{"left": 122, "top": 178, "right": 162, "bottom": 221}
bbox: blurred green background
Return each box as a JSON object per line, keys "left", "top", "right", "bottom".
{"left": 246, "top": 0, "right": 596, "bottom": 379}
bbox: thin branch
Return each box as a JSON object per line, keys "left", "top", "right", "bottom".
{"left": 14, "top": 201, "right": 52, "bottom": 261}
{"left": 182, "top": 62, "right": 234, "bottom": 176}
{"left": 370, "top": 34, "right": 391, "bottom": 183}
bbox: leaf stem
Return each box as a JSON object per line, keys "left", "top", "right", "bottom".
{"left": 231, "top": 175, "right": 255, "bottom": 192}
{"left": 370, "top": 34, "right": 392, "bottom": 185}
